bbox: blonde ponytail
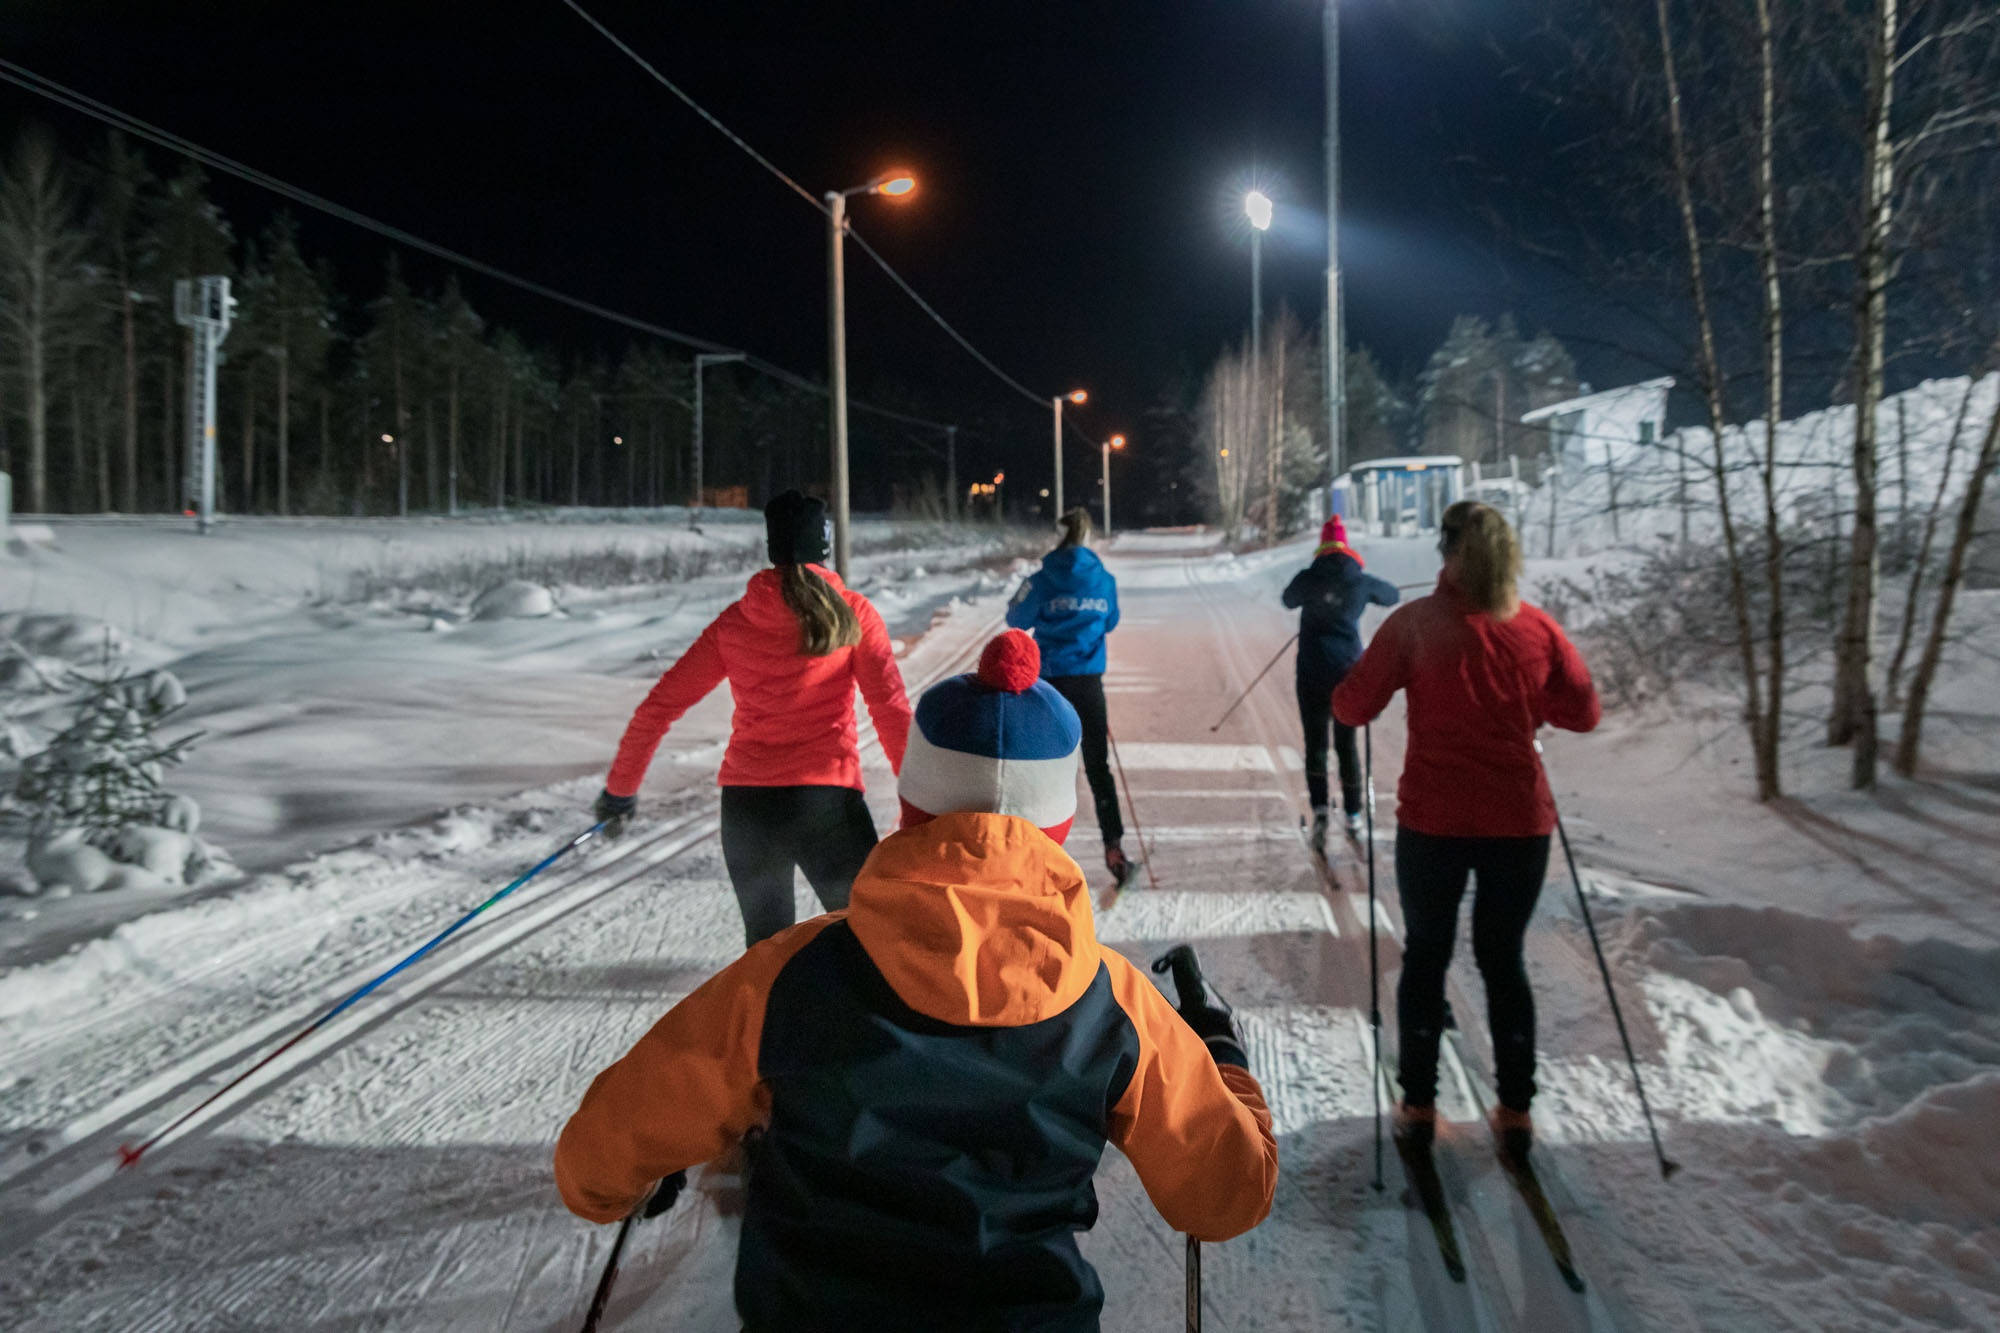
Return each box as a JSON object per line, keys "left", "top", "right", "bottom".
{"left": 1439, "top": 500, "right": 1522, "bottom": 618}
{"left": 1058, "top": 507, "right": 1093, "bottom": 548}
{"left": 778, "top": 563, "right": 863, "bottom": 657}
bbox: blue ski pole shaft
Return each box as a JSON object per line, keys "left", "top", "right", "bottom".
{"left": 1364, "top": 723, "right": 1383, "bottom": 1192}
{"left": 120, "top": 821, "right": 605, "bottom": 1169}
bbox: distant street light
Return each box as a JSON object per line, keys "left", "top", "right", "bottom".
{"left": 827, "top": 169, "right": 919, "bottom": 577}
{"left": 1052, "top": 388, "right": 1087, "bottom": 516}
{"left": 1102, "top": 434, "right": 1126, "bottom": 537}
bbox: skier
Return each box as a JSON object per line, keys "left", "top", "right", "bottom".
{"left": 591, "top": 491, "right": 912, "bottom": 947}
{"left": 1006, "top": 507, "right": 1132, "bottom": 886}
{"left": 556, "top": 630, "right": 1277, "bottom": 1331}
{"left": 1282, "top": 514, "right": 1401, "bottom": 856}
{"left": 1332, "top": 500, "right": 1599, "bottom": 1162}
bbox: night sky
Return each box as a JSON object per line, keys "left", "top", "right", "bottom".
{"left": 0, "top": 0, "right": 1614, "bottom": 451}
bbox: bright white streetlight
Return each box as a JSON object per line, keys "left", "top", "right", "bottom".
{"left": 1244, "top": 190, "right": 1274, "bottom": 232}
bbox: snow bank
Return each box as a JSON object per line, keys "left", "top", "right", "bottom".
{"left": 468, "top": 580, "right": 557, "bottom": 621}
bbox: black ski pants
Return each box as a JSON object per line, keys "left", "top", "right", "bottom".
{"left": 719, "top": 785, "right": 879, "bottom": 947}
{"left": 1045, "top": 673, "right": 1123, "bottom": 845}
{"left": 1297, "top": 669, "right": 1362, "bottom": 816}
{"left": 1394, "top": 826, "right": 1551, "bottom": 1113}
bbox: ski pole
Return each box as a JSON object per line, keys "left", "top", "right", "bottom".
{"left": 1364, "top": 724, "right": 1384, "bottom": 1193}
{"left": 1539, "top": 742, "right": 1680, "bottom": 1180}
{"left": 580, "top": 1210, "right": 639, "bottom": 1333}
{"left": 1185, "top": 1232, "right": 1202, "bottom": 1332}
{"left": 1207, "top": 632, "right": 1298, "bottom": 732}
{"left": 1106, "top": 724, "right": 1161, "bottom": 893}
{"left": 118, "top": 821, "right": 606, "bottom": 1170}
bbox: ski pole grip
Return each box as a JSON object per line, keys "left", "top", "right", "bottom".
{"left": 1150, "top": 944, "right": 1204, "bottom": 1009}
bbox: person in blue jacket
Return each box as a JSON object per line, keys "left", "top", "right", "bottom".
{"left": 1283, "top": 515, "right": 1401, "bottom": 855}
{"left": 1007, "top": 508, "right": 1131, "bottom": 884}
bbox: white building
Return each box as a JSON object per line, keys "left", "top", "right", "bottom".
{"left": 1520, "top": 377, "right": 1674, "bottom": 472}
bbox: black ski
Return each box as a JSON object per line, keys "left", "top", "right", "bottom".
{"left": 1496, "top": 1147, "right": 1587, "bottom": 1293}
{"left": 1393, "top": 1134, "right": 1467, "bottom": 1282}
{"left": 1095, "top": 856, "right": 1141, "bottom": 913}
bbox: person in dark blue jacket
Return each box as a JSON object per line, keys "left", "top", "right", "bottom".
{"left": 1006, "top": 508, "right": 1131, "bottom": 884}
{"left": 1283, "top": 515, "right": 1400, "bottom": 854}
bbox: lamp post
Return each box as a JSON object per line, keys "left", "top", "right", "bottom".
{"left": 826, "top": 169, "right": 917, "bottom": 578}
{"left": 1245, "top": 192, "right": 1272, "bottom": 532}
{"left": 692, "top": 351, "right": 746, "bottom": 529}
{"left": 1101, "top": 434, "right": 1126, "bottom": 538}
{"left": 1052, "top": 388, "right": 1087, "bottom": 518}
{"left": 1324, "top": 0, "right": 1345, "bottom": 505}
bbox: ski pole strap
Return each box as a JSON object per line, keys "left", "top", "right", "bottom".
{"left": 119, "top": 822, "right": 605, "bottom": 1169}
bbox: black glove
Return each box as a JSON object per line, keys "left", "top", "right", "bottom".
{"left": 640, "top": 1169, "right": 687, "bottom": 1219}
{"left": 1152, "top": 945, "right": 1249, "bottom": 1070}
{"left": 593, "top": 789, "right": 637, "bottom": 837}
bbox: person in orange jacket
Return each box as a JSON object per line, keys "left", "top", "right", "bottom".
{"left": 556, "top": 629, "right": 1277, "bottom": 1332}
{"left": 592, "top": 491, "right": 912, "bottom": 946}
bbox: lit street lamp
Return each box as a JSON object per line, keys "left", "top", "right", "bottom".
{"left": 1101, "top": 434, "right": 1126, "bottom": 538}
{"left": 1245, "top": 189, "right": 1272, "bottom": 440}
{"left": 1052, "top": 388, "right": 1087, "bottom": 517}
{"left": 826, "top": 169, "right": 917, "bottom": 577}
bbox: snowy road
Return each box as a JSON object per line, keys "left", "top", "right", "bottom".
{"left": 3, "top": 530, "right": 1996, "bottom": 1330}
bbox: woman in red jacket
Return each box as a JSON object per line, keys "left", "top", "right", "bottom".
{"left": 592, "top": 491, "right": 913, "bottom": 946}
{"left": 1332, "top": 500, "right": 1599, "bottom": 1161}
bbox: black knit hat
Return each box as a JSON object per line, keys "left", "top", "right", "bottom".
{"left": 764, "top": 490, "right": 831, "bottom": 566}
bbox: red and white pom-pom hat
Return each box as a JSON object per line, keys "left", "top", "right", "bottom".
{"left": 898, "top": 630, "right": 1084, "bottom": 843}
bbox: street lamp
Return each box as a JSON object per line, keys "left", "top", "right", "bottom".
{"left": 1052, "top": 388, "right": 1087, "bottom": 517}
{"left": 692, "top": 351, "right": 747, "bottom": 529}
{"left": 1101, "top": 434, "right": 1126, "bottom": 538}
{"left": 1324, "top": 0, "right": 1345, "bottom": 505}
{"left": 826, "top": 169, "right": 918, "bottom": 577}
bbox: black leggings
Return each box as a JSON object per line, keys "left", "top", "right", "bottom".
{"left": 1297, "top": 672, "right": 1362, "bottom": 815}
{"left": 719, "top": 785, "right": 879, "bottom": 947}
{"left": 1394, "top": 826, "right": 1551, "bottom": 1113}
{"left": 1045, "top": 674, "right": 1123, "bottom": 845}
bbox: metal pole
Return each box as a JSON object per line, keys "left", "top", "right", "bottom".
{"left": 1325, "top": 0, "right": 1344, "bottom": 502}
{"left": 827, "top": 191, "right": 852, "bottom": 578}
{"left": 692, "top": 354, "right": 704, "bottom": 526}
{"left": 945, "top": 424, "right": 958, "bottom": 522}
{"left": 1052, "top": 395, "right": 1064, "bottom": 518}
{"left": 1250, "top": 228, "right": 1262, "bottom": 529}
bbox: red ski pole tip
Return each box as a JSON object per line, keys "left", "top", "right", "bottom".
{"left": 116, "top": 1143, "right": 145, "bottom": 1170}
{"left": 976, "top": 629, "right": 1041, "bottom": 693}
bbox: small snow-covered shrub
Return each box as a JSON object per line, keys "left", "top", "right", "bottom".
{"left": 470, "top": 580, "right": 557, "bottom": 621}
{"left": 9, "top": 665, "right": 230, "bottom": 894}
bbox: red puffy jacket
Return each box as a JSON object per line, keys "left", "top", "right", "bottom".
{"left": 605, "top": 566, "right": 912, "bottom": 796}
{"left": 1332, "top": 574, "right": 1600, "bottom": 838}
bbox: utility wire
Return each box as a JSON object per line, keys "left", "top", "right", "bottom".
{"left": 0, "top": 61, "right": 733, "bottom": 356}
{"left": 0, "top": 59, "right": 962, "bottom": 436}
{"left": 558, "top": 0, "right": 1057, "bottom": 413}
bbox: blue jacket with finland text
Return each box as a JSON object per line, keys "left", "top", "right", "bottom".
{"left": 1006, "top": 546, "right": 1120, "bottom": 677}
{"left": 1282, "top": 545, "right": 1401, "bottom": 682}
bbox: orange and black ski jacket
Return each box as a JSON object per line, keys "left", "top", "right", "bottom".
{"left": 554, "top": 811, "right": 1277, "bottom": 1332}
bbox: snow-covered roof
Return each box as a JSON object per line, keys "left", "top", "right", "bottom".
{"left": 1347, "top": 456, "right": 1465, "bottom": 473}
{"left": 1519, "top": 376, "right": 1675, "bottom": 425}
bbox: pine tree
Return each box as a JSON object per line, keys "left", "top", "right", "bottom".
{"left": 13, "top": 665, "right": 198, "bottom": 842}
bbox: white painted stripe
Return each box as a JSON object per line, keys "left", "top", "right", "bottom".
{"left": 1095, "top": 890, "right": 1334, "bottom": 942}
{"left": 1111, "top": 743, "right": 1278, "bottom": 772}
{"left": 898, "top": 727, "right": 1078, "bottom": 826}
{"left": 1069, "top": 824, "right": 1293, "bottom": 843}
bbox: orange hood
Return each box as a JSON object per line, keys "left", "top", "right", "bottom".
{"left": 846, "top": 811, "right": 1101, "bottom": 1028}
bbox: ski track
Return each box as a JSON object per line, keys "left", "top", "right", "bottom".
{"left": 7, "top": 538, "right": 1992, "bottom": 1329}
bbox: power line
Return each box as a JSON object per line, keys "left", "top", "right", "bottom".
{"left": 0, "top": 59, "right": 963, "bottom": 436}
{"left": 558, "top": 0, "right": 1056, "bottom": 412}
{"left": 0, "top": 60, "right": 734, "bottom": 357}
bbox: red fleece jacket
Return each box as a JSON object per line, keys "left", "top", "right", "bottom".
{"left": 605, "top": 566, "right": 912, "bottom": 796}
{"left": 1332, "top": 575, "right": 1600, "bottom": 838}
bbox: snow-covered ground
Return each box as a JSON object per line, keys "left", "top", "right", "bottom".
{"left": 0, "top": 518, "right": 1994, "bottom": 1330}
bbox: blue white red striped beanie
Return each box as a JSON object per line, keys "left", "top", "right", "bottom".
{"left": 898, "top": 630, "right": 1082, "bottom": 843}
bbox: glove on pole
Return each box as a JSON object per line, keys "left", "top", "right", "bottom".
{"left": 579, "top": 1172, "right": 685, "bottom": 1332}
{"left": 1207, "top": 633, "right": 1298, "bottom": 732}
{"left": 118, "top": 822, "right": 605, "bottom": 1171}
{"left": 1153, "top": 944, "right": 1238, "bottom": 1333}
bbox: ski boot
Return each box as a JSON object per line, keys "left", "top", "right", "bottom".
{"left": 1344, "top": 810, "right": 1364, "bottom": 842}
{"left": 1489, "top": 1104, "right": 1534, "bottom": 1165}
{"left": 1307, "top": 806, "right": 1331, "bottom": 859}
{"left": 1393, "top": 1102, "right": 1438, "bottom": 1152}
{"left": 1105, "top": 842, "right": 1136, "bottom": 889}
